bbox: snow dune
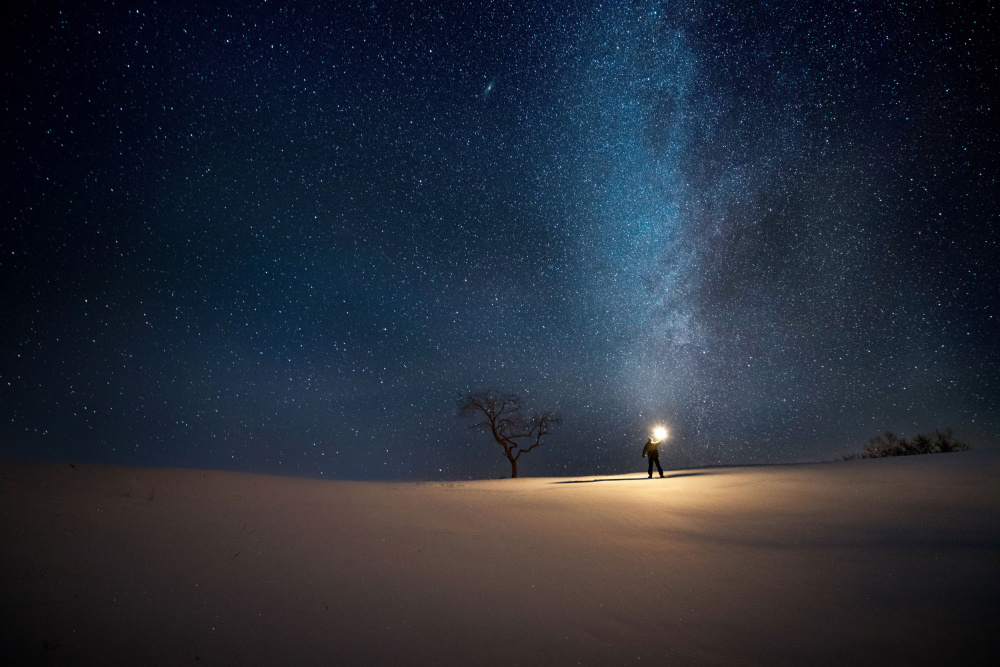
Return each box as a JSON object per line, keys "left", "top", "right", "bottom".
{"left": 2, "top": 450, "right": 998, "bottom": 664}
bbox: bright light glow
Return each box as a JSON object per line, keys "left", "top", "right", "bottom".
{"left": 652, "top": 426, "right": 668, "bottom": 443}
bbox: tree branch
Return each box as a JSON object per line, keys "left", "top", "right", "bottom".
{"left": 514, "top": 443, "right": 540, "bottom": 460}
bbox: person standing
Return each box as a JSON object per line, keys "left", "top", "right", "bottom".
{"left": 642, "top": 437, "right": 664, "bottom": 478}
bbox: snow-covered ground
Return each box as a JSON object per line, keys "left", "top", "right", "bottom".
{"left": 2, "top": 450, "right": 998, "bottom": 664}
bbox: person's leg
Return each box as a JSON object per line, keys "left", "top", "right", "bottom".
{"left": 648, "top": 457, "right": 653, "bottom": 477}
{"left": 655, "top": 456, "right": 663, "bottom": 476}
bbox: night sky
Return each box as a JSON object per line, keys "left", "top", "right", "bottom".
{"left": 3, "top": 1, "right": 997, "bottom": 480}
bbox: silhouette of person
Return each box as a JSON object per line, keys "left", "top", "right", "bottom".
{"left": 642, "top": 438, "right": 664, "bottom": 478}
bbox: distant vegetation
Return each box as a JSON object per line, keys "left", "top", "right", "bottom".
{"left": 844, "top": 427, "right": 970, "bottom": 460}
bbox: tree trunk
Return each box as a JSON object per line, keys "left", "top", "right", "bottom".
{"left": 510, "top": 458, "right": 518, "bottom": 478}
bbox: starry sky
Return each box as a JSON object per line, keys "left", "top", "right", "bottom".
{"left": 3, "top": 0, "right": 997, "bottom": 480}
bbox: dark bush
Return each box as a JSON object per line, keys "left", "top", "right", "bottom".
{"left": 846, "top": 427, "right": 970, "bottom": 459}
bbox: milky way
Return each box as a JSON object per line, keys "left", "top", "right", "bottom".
{"left": 3, "top": 1, "right": 997, "bottom": 479}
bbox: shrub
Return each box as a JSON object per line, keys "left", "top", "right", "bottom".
{"left": 846, "top": 427, "right": 970, "bottom": 459}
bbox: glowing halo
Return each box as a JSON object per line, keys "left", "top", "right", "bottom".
{"left": 652, "top": 426, "right": 668, "bottom": 443}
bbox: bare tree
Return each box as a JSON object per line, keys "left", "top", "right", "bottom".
{"left": 458, "top": 390, "right": 561, "bottom": 478}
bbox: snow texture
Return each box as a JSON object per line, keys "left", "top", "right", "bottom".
{"left": 2, "top": 450, "right": 998, "bottom": 664}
